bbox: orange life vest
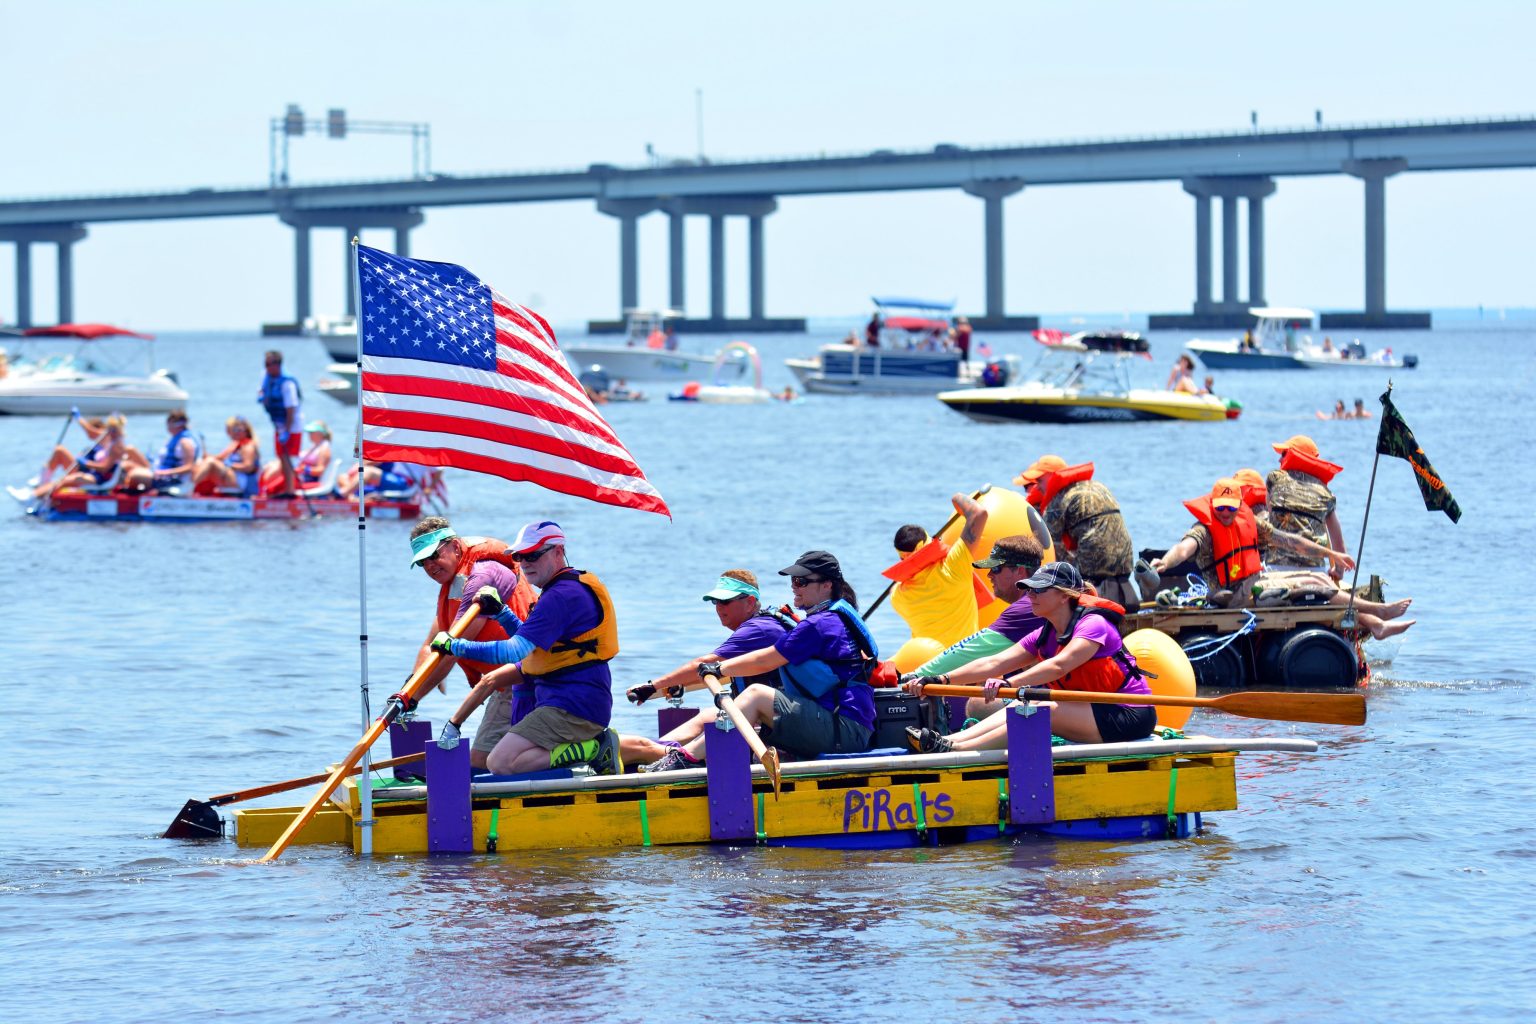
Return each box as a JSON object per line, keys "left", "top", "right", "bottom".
{"left": 1026, "top": 462, "right": 1096, "bottom": 511}
{"left": 435, "top": 537, "right": 537, "bottom": 685}
{"left": 1279, "top": 448, "right": 1343, "bottom": 485}
{"left": 1039, "top": 608, "right": 1140, "bottom": 694}
{"left": 1240, "top": 483, "right": 1268, "bottom": 508}
{"left": 1183, "top": 497, "right": 1264, "bottom": 587}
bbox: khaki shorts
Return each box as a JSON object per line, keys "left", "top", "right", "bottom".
{"left": 471, "top": 687, "right": 514, "bottom": 754}
{"left": 508, "top": 705, "right": 603, "bottom": 751}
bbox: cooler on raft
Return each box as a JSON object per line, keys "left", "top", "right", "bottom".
{"left": 230, "top": 705, "right": 1318, "bottom": 856}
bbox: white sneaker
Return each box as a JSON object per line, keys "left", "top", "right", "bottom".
{"left": 6, "top": 485, "right": 33, "bottom": 503}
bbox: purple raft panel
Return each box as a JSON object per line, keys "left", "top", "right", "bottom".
{"left": 1007, "top": 703, "right": 1056, "bottom": 826}
{"left": 704, "top": 721, "right": 755, "bottom": 842}
{"left": 425, "top": 733, "right": 474, "bottom": 853}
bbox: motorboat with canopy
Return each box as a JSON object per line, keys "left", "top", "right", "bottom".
{"left": 0, "top": 324, "right": 189, "bottom": 415}
{"left": 560, "top": 309, "right": 747, "bottom": 381}
{"left": 1186, "top": 307, "right": 1417, "bottom": 370}
{"left": 785, "top": 296, "right": 981, "bottom": 395}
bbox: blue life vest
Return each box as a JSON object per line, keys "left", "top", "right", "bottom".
{"left": 155, "top": 428, "right": 200, "bottom": 472}
{"left": 778, "top": 599, "right": 880, "bottom": 703}
{"left": 259, "top": 373, "right": 301, "bottom": 425}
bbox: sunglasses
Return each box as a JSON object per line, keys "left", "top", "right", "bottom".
{"left": 987, "top": 563, "right": 1040, "bottom": 576}
{"left": 789, "top": 576, "right": 827, "bottom": 588}
{"left": 512, "top": 546, "right": 553, "bottom": 564}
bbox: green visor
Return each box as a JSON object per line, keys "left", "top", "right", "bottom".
{"left": 701, "top": 575, "right": 760, "bottom": 603}
{"left": 409, "top": 526, "right": 456, "bottom": 567}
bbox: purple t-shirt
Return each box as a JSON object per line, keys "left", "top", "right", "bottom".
{"left": 989, "top": 595, "right": 1047, "bottom": 644}
{"left": 1021, "top": 612, "right": 1151, "bottom": 696}
{"left": 773, "top": 609, "right": 876, "bottom": 732}
{"left": 716, "top": 614, "right": 792, "bottom": 689}
{"left": 457, "top": 559, "right": 533, "bottom": 722}
{"left": 517, "top": 573, "right": 613, "bottom": 726}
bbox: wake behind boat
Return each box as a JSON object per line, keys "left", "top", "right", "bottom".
{"left": 939, "top": 330, "right": 1239, "bottom": 423}
{"left": 0, "top": 324, "right": 189, "bottom": 415}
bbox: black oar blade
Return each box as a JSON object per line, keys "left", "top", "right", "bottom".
{"left": 163, "top": 799, "right": 223, "bottom": 840}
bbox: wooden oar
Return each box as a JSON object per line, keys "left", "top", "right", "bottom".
{"left": 918, "top": 683, "right": 1367, "bottom": 727}
{"left": 258, "top": 604, "right": 482, "bottom": 862}
{"left": 699, "top": 670, "right": 781, "bottom": 796}
{"left": 162, "top": 752, "right": 426, "bottom": 839}
{"left": 864, "top": 484, "right": 991, "bottom": 618}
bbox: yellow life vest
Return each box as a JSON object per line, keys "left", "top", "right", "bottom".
{"left": 519, "top": 569, "right": 620, "bottom": 677}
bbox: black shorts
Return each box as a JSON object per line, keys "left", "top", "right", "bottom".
{"left": 1091, "top": 702, "right": 1156, "bottom": 743}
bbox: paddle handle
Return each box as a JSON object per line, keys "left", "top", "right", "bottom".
{"left": 865, "top": 485, "right": 990, "bottom": 618}
{"left": 205, "top": 752, "right": 426, "bottom": 807}
{"left": 923, "top": 683, "right": 1207, "bottom": 708}
{"left": 698, "top": 672, "right": 770, "bottom": 760}
{"left": 918, "top": 683, "right": 1366, "bottom": 727}
{"left": 259, "top": 604, "right": 482, "bottom": 863}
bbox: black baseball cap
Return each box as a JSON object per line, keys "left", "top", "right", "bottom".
{"left": 779, "top": 550, "right": 841, "bottom": 579}
{"left": 1018, "top": 561, "right": 1083, "bottom": 592}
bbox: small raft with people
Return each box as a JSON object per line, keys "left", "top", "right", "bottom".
{"left": 27, "top": 489, "right": 423, "bottom": 523}
{"left": 226, "top": 709, "right": 1319, "bottom": 855}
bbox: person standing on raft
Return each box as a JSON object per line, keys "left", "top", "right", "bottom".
{"left": 624, "top": 569, "right": 798, "bottom": 773}
{"left": 407, "top": 516, "right": 537, "bottom": 770}
{"left": 257, "top": 350, "right": 303, "bottom": 497}
{"left": 899, "top": 561, "right": 1155, "bottom": 751}
{"left": 885, "top": 492, "right": 991, "bottom": 648}
{"left": 430, "top": 521, "right": 623, "bottom": 776}
{"left": 1018, "top": 455, "right": 1140, "bottom": 609}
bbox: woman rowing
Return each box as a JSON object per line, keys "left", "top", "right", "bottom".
{"left": 665, "top": 550, "right": 879, "bottom": 766}
{"left": 190, "top": 416, "right": 261, "bottom": 496}
{"left": 899, "top": 561, "right": 1154, "bottom": 751}
{"left": 19, "top": 412, "right": 127, "bottom": 500}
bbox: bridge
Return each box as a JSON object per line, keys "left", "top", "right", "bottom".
{"left": 3, "top": 115, "right": 1533, "bottom": 332}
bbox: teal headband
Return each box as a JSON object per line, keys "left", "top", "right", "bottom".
{"left": 701, "top": 575, "right": 761, "bottom": 603}
{"left": 409, "top": 526, "right": 457, "bottom": 566}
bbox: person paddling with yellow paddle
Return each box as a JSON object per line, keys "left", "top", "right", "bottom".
{"left": 900, "top": 561, "right": 1155, "bottom": 752}
{"left": 428, "top": 520, "right": 623, "bottom": 776}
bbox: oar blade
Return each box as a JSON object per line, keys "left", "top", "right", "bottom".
{"left": 1213, "top": 691, "right": 1367, "bottom": 727}
{"left": 163, "top": 799, "right": 223, "bottom": 840}
{"left": 761, "top": 746, "right": 782, "bottom": 799}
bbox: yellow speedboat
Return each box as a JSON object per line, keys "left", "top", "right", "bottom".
{"left": 939, "top": 331, "right": 1239, "bottom": 423}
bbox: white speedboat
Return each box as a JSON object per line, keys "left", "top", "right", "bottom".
{"left": 786, "top": 296, "right": 981, "bottom": 395}
{"left": 669, "top": 342, "right": 773, "bottom": 404}
{"left": 316, "top": 363, "right": 359, "bottom": 406}
{"left": 1186, "top": 307, "right": 1417, "bottom": 370}
{"left": 0, "top": 324, "right": 189, "bottom": 415}
{"left": 561, "top": 309, "right": 746, "bottom": 381}
{"left": 939, "top": 330, "right": 1239, "bottom": 423}
{"left": 303, "top": 314, "right": 357, "bottom": 363}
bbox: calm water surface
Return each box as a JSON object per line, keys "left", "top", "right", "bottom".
{"left": 1, "top": 325, "right": 1533, "bottom": 1023}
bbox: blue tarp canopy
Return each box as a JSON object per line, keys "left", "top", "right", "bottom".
{"left": 871, "top": 296, "right": 955, "bottom": 313}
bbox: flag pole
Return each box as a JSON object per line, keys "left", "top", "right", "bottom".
{"left": 352, "top": 237, "right": 374, "bottom": 857}
{"left": 1341, "top": 378, "right": 1391, "bottom": 632}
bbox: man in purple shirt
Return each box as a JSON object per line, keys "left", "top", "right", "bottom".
{"left": 623, "top": 569, "right": 796, "bottom": 772}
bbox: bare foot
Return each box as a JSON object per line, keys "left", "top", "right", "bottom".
{"left": 1381, "top": 597, "right": 1412, "bottom": 620}
{"left": 1371, "top": 618, "right": 1415, "bottom": 640}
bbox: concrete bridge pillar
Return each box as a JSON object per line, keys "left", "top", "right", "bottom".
{"left": 748, "top": 213, "right": 766, "bottom": 320}
{"left": 0, "top": 224, "right": 88, "bottom": 328}
{"left": 1180, "top": 177, "right": 1275, "bottom": 316}
{"left": 666, "top": 206, "right": 686, "bottom": 311}
{"left": 597, "top": 199, "right": 658, "bottom": 314}
{"left": 280, "top": 208, "right": 424, "bottom": 325}
{"left": 1344, "top": 158, "right": 1408, "bottom": 317}
{"left": 708, "top": 214, "right": 726, "bottom": 319}
{"left": 963, "top": 179, "right": 1025, "bottom": 321}
{"left": 665, "top": 196, "right": 777, "bottom": 327}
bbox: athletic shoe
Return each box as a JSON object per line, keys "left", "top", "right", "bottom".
{"left": 6, "top": 485, "right": 33, "bottom": 504}
{"left": 906, "top": 726, "right": 953, "bottom": 754}
{"left": 639, "top": 746, "right": 700, "bottom": 773}
{"left": 587, "top": 728, "right": 624, "bottom": 776}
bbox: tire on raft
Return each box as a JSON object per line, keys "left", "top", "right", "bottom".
{"left": 937, "top": 487, "right": 1056, "bottom": 628}
{"left": 1178, "top": 631, "right": 1248, "bottom": 690}
{"left": 1122, "top": 629, "right": 1196, "bottom": 730}
{"left": 1255, "top": 626, "right": 1358, "bottom": 689}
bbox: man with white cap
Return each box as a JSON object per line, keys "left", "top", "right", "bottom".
{"left": 407, "top": 516, "right": 537, "bottom": 769}
{"left": 622, "top": 569, "right": 798, "bottom": 772}
{"left": 431, "top": 520, "right": 623, "bottom": 775}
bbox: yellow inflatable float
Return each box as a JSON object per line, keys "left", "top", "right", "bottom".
{"left": 1121, "top": 628, "right": 1196, "bottom": 729}
{"left": 936, "top": 487, "right": 1055, "bottom": 627}
{"left": 890, "top": 636, "right": 945, "bottom": 673}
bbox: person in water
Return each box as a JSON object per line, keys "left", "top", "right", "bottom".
{"left": 24, "top": 412, "right": 127, "bottom": 499}
{"left": 1317, "top": 399, "right": 1349, "bottom": 420}
{"left": 407, "top": 516, "right": 537, "bottom": 770}
{"left": 1018, "top": 454, "right": 1140, "bottom": 609}
{"left": 191, "top": 416, "right": 261, "bottom": 496}
{"left": 624, "top": 569, "right": 797, "bottom": 772}
{"left": 258, "top": 350, "right": 303, "bottom": 497}
{"left": 885, "top": 492, "right": 990, "bottom": 649}
{"left": 1150, "top": 478, "right": 1414, "bottom": 639}
{"left": 121, "top": 409, "right": 200, "bottom": 493}
{"left": 1352, "top": 398, "right": 1372, "bottom": 420}
{"left": 432, "top": 520, "right": 622, "bottom": 776}
{"left": 1264, "top": 435, "right": 1347, "bottom": 577}
{"left": 663, "top": 551, "right": 878, "bottom": 766}
{"left": 900, "top": 561, "right": 1155, "bottom": 749}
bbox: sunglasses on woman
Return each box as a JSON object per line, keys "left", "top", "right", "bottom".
{"left": 789, "top": 576, "right": 827, "bottom": 588}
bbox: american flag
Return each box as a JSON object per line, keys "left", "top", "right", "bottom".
{"left": 355, "top": 244, "right": 670, "bottom": 517}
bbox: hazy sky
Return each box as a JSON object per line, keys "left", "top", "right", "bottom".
{"left": 3, "top": 1, "right": 1532, "bottom": 330}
